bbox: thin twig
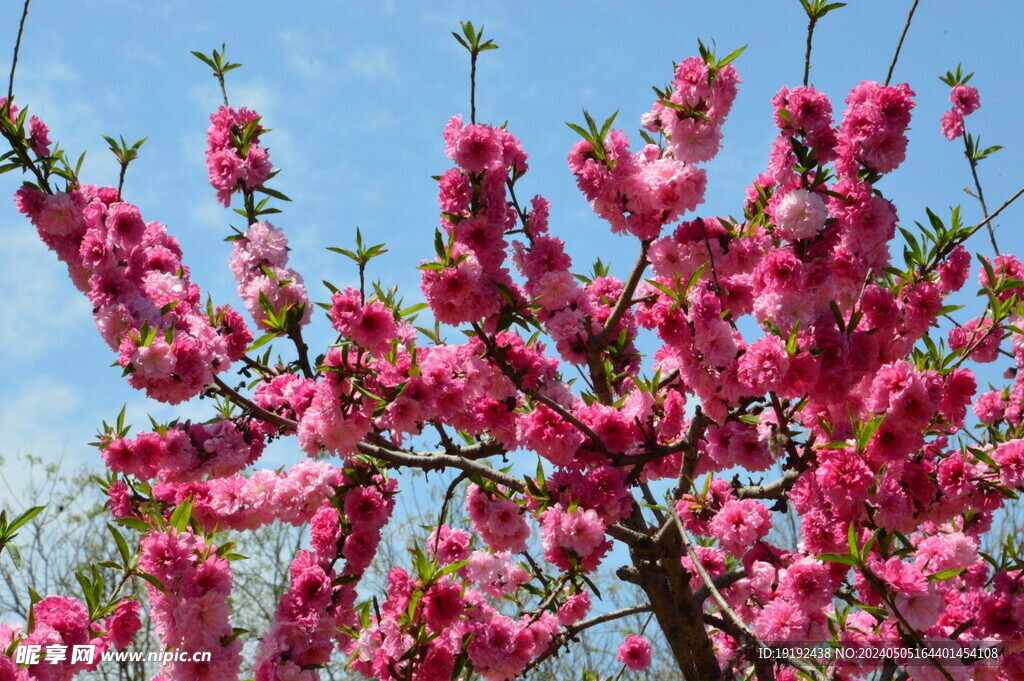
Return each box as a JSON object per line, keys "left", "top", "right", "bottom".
{"left": 666, "top": 502, "right": 827, "bottom": 681}
{"left": 963, "top": 122, "right": 998, "bottom": 254}
{"left": 920, "top": 184, "right": 1024, "bottom": 275}
{"left": 7, "top": 0, "right": 31, "bottom": 105}
{"left": 803, "top": 15, "right": 817, "bottom": 86}
{"left": 288, "top": 327, "right": 315, "bottom": 379}
{"left": 470, "top": 52, "right": 477, "bottom": 125}
{"left": 215, "top": 72, "right": 229, "bottom": 108}
{"left": 431, "top": 471, "right": 469, "bottom": 556}
{"left": 213, "top": 375, "right": 298, "bottom": 431}
{"left": 885, "top": 0, "right": 920, "bottom": 86}
{"left": 522, "top": 603, "right": 653, "bottom": 675}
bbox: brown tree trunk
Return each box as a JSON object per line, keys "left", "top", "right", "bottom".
{"left": 624, "top": 518, "right": 722, "bottom": 681}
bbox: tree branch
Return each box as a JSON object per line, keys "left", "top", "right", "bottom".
{"left": 734, "top": 468, "right": 801, "bottom": 500}
{"left": 693, "top": 569, "right": 747, "bottom": 606}
{"left": 213, "top": 375, "right": 298, "bottom": 431}
{"left": 885, "top": 0, "right": 920, "bottom": 86}
{"left": 354, "top": 439, "right": 526, "bottom": 494}
{"left": 667, "top": 502, "right": 827, "bottom": 681}
{"left": 522, "top": 603, "right": 653, "bottom": 675}
{"left": 803, "top": 15, "right": 817, "bottom": 86}
{"left": 594, "top": 239, "right": 651, "bottom": 348}
{"left": 7, "top": 0, "right": 30, "bottom": 106}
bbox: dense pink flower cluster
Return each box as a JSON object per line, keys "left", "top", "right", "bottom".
{"left": 539, "top": 504, "right": 610, "bottom": 573}
{"left": 835, "top": 82, "right": 915, "bottom": 177}
{"left": 643, "top": 56, "right": 739, "bottom": 163}
{"left": 466, "top": 483, "right": 531, "bottom": 553}
{"left": 350, "top": 563, "right": 558, "bottom": 681}
{"left": 330, "top": 287, "right": 406, "bottom": 357}
{"left": 0, "top": 596, "right": 140, "bottom": 681}
{"left": 419, "top": 115, "right": 526, "bottom": 324}
{"left": 139, "top": 531, "right": 242, "bottom": 680}
{"left": 229, "top": 220, "right": 312, "bottom": 332}
{"left": 15, "top": 175, "right": 250, "bottom": 404}
{"left": 206, "top": 105, "right": 273, "bottom": 206}
{"left": 255, "top": 469, "right": 397, "bottom": 681}
{"left": 941, "top": 83, "right": 981, "bottom": 140}
{"left": 152, "top": 460, "right": 348, "bottom": 531}
{"left": 101, "top": 419, "right": 264, "bottom": 482}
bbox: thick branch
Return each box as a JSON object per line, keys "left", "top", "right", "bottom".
{"left": 354, "top": 439, "right": 526, "bottom": 493}
{"left": 734, "top": 468, "right": 801, "bottom": 500}
{"left": 213, "top": 375, "right": 298, "bottom": 431}
{"left": 693, "top": 570, "right": 748, "bottom": 606}
{"left": 593, "top": 239, "right": 651, "bottom": 347}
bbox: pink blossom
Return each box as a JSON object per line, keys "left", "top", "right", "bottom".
{"left": 993, "top": 439, "right": 1024, "bottom": 488}
{"left": 771, "top": 188, "right": 828, "bottom": 241}
{"left": 951, "top": 84, "right": 981, "bottom": 114}
{"left": 557, "top": 592, "right": 591, "bottom": 625}
{"left": 466, "top": 484, "right": 530, "bottom": 553}
{"left": 709, "top": 499, "right": 772, "bottom": 556}
{"left": 421, "top": 580, "right": 464, "bottom": 632}
{"left": 940, "top": 109, "right": 965, "bottom": 140}
{"left": 616, "top": 634, "right": 653, "bottom": 671}
{"left": 540, "top": 504, "right": 610, "bottom": 573}
{"left": 754, "top": 599, "right": 809, "bottom": 641}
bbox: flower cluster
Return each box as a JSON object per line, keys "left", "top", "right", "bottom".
{"left": 255, "top": 469, "right": 397, "bottom": 681}
{"left": 940, "top": 83, "right": 981, "bottom": 140}
{"left": 420, "top": 115, "right": 525, "bottom": 325}
{"left": 139, "top": 531, "right": 242, "bottom": 680}
{"left": 101, "top": 418, "right": 264, "bottom": 482}
{"left": 350, "top": 562, "right": 559, "bottom": 681}
{"left": 0, "top": 596, "right": 140, "bottom": 681}
{"left": 229, "top": 220, "right": 312, "bottom": 332}
{"left": 15, "top": 176, "right": 250, "bottom": 404}
{"left": 152, "top": 460, "right": 348, "bottom": 531}
{"left": 206, "top": 105, "right": 273, "bottom": 206}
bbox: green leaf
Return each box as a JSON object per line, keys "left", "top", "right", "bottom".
{"left": 191, "top": 51, "right": 217, "bottom": 70}
{"left": 5, "top": 542, "right": 21, "bottom": 570}
{"left": 6, "top": 506, "right": 45, "bottom": 535}
{"left": 116, "top": 517, "right": 151, "bottom": 533}
{"left": 107, "top": 524, "right": 131, "bottom": 567}
{"left": 565, "top": 122, "right": 593, "bottom": 145}
{"left": 254, "top": 185, "right": 291, "bottom": 201}
{"left": 716, "top": 44, "right": 747, "bottom": 68}
{"left": 136, "top": 571, "right": 168, "bottom": 595}
{"left": 929, "top": 568, "right": 965, "bottom": 581}
{"left": 168, "top": 497, "right": 194, "bottom": 533}
{"left": 246, "top": 332, "right": 278, "bottom": 353}
{"left": 816, "top": 553, "right": 858, "bottom": 567}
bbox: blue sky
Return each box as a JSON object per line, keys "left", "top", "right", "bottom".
{"left": 2, "top": 0, "right": 1024, "bottom": 497}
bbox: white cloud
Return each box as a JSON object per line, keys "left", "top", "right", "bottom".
{"left": 0, "top": 229, "right": 91, "bottom": 361}
{"left": 0, "top": 378, "right": 83, "bottom": 462}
